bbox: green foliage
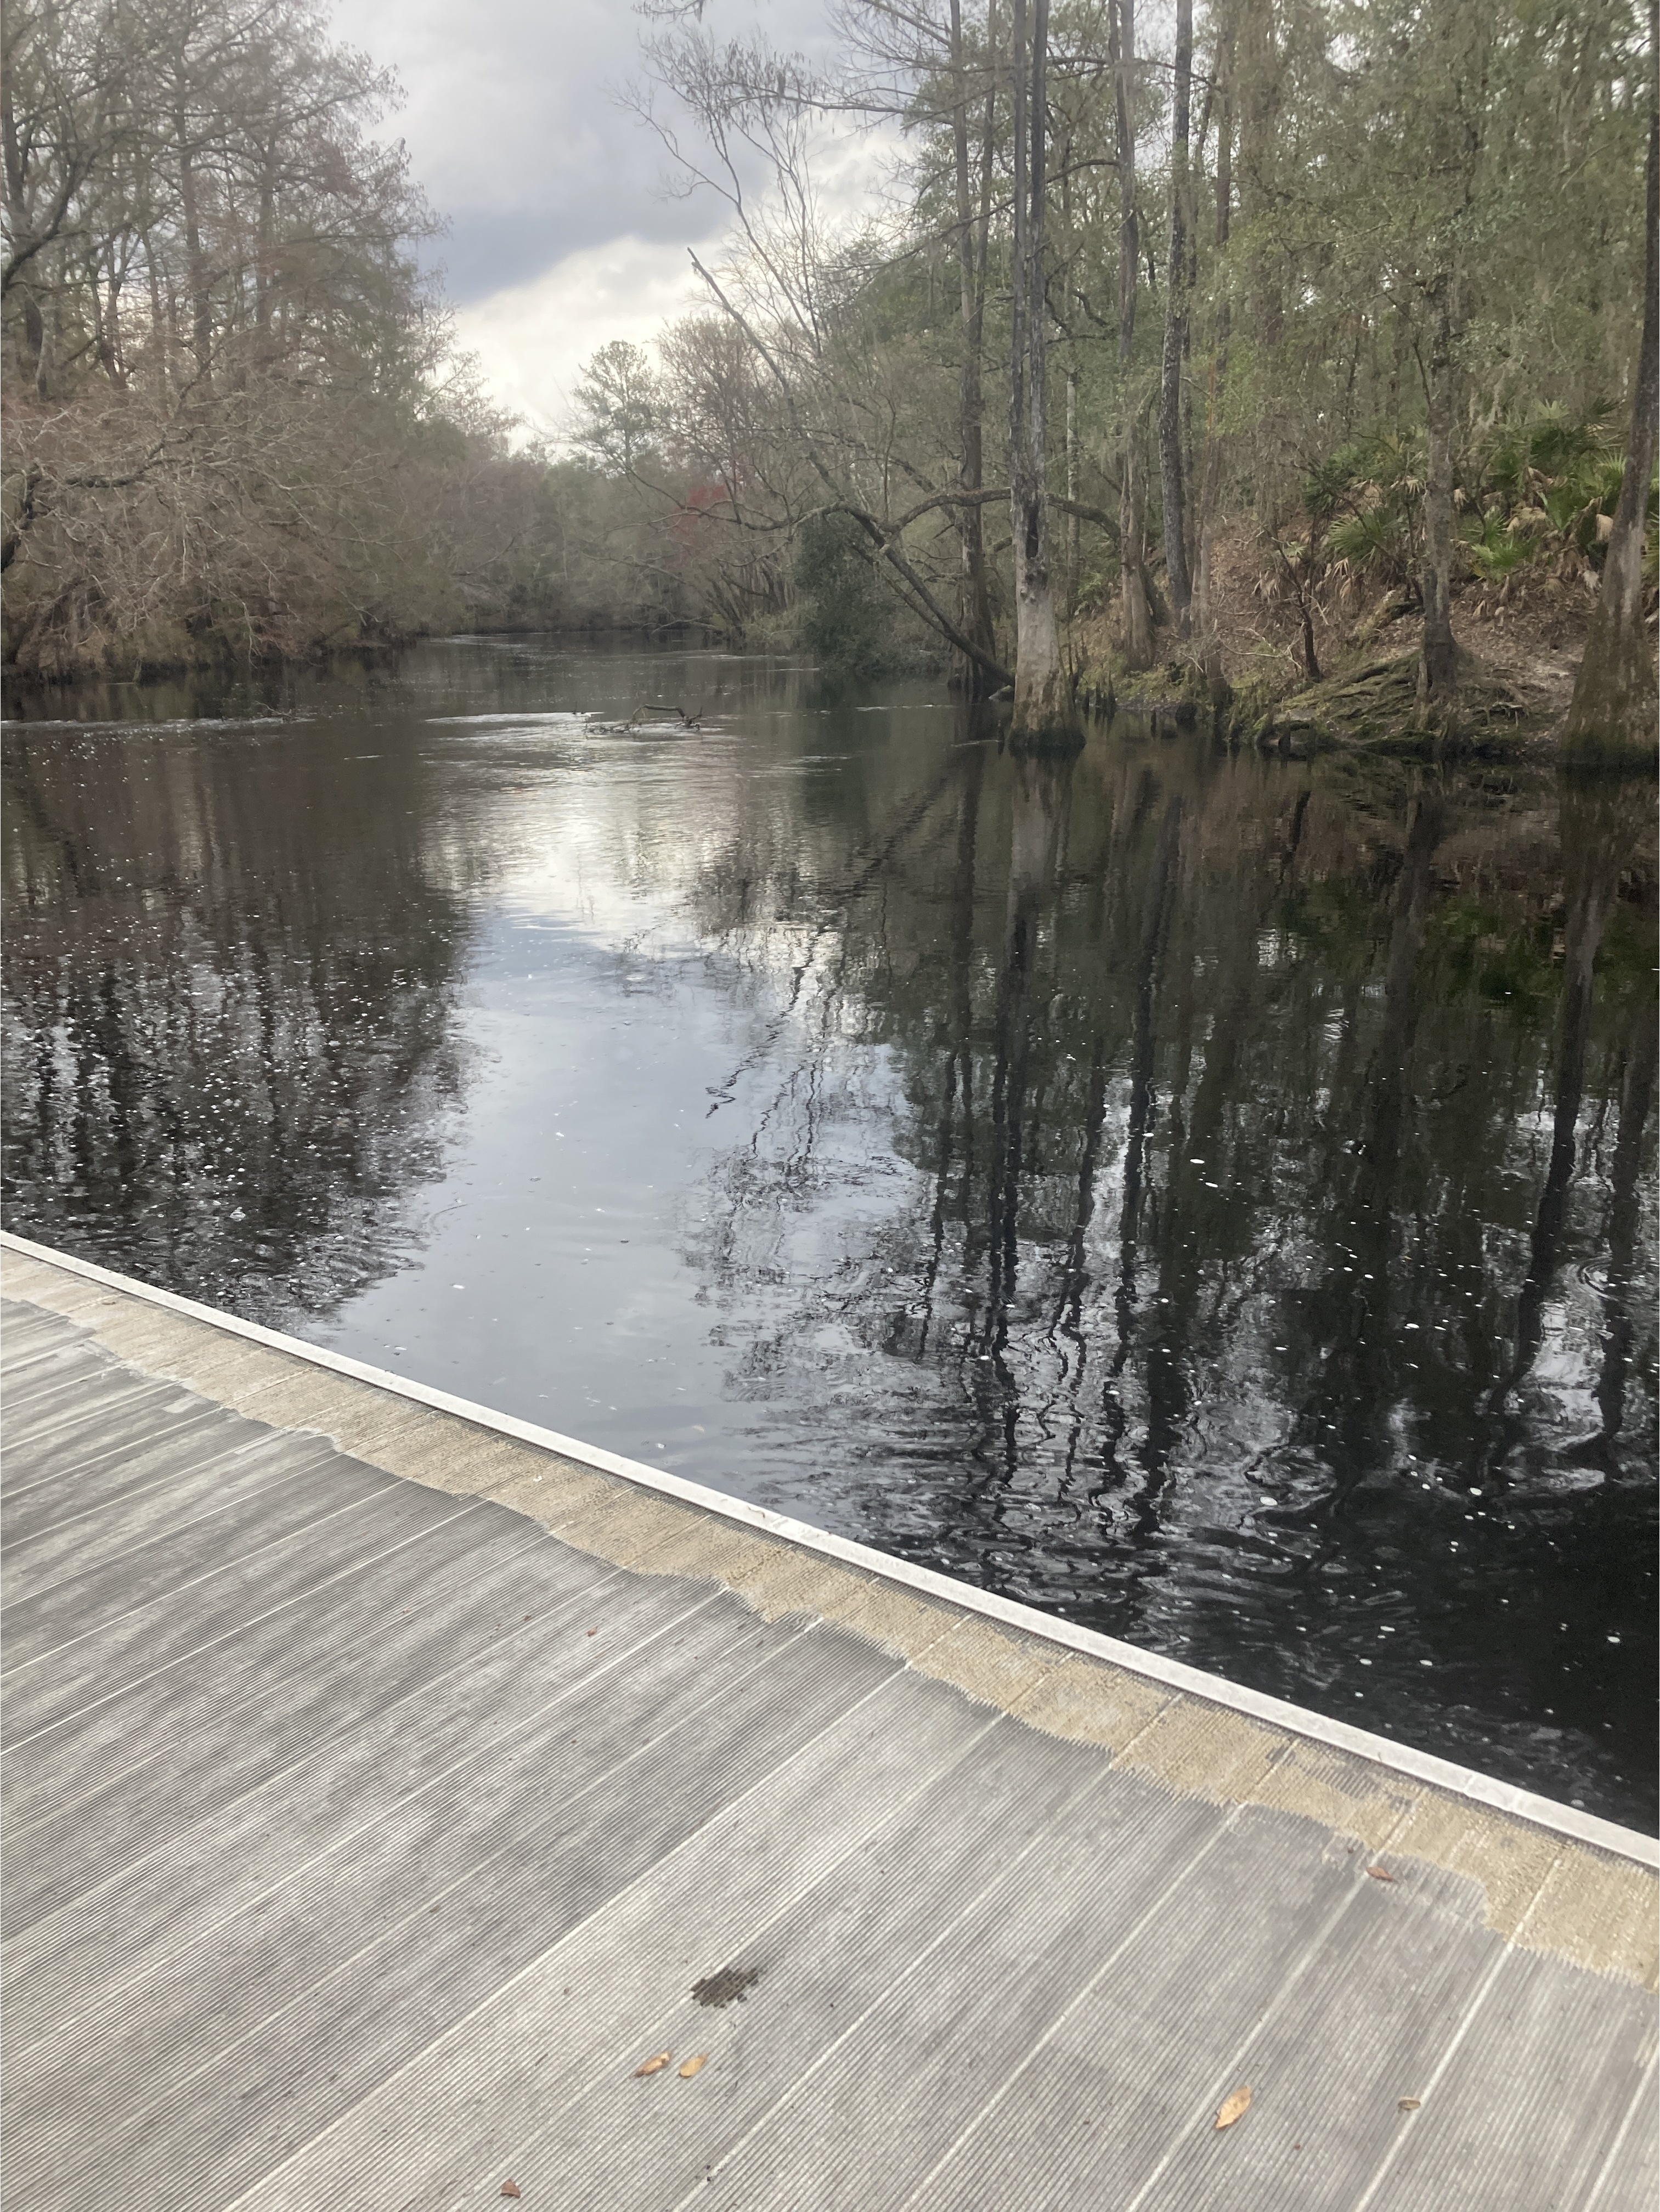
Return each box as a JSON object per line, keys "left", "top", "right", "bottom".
{"left": 571, "top": 342, "right": 661, "bottom": 477}
{"left": 8, "top": 0, "right": 1651, "bottom": 687}
{"left": 1462, "top": 513, "right": 1534, "bottom": 584}
{"left": 1481, "top": 405, "right": 1619, "bottom": 506}
{"left": 1319, "top": 437, "right": 1426, "bottom": 586}
{"left": 794, "top": 513, "right": 896, "bottom": 678}
{"left": 1305, "top": 406, "right": 1640, "bottom": 596}
{"left": 1458, "top": 406, "right": 1633, "bottom": 585}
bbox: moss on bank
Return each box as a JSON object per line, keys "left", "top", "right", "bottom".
{"left": 1071, "top": 639, "right": 1571, "bottom": 761}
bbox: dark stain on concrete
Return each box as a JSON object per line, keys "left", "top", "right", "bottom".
{"left": 692, "top": 1965, "right": 761, "bottom": 2009}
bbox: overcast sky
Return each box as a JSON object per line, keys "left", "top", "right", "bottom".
{"left": 328, "top": 0, "right": 872, "bottom": 436}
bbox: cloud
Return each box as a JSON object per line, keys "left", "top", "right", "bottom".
{"left": 328, "top": 0, "right": 695, "bottom": 298}
{"left": 327, "top": 0, "right": 898, "bottom": 419}
{"left": 330, "top": 0, "right": 846, "bottom": 302}
{"left": 451, "top": 234, "right": 715, "bottom": 435}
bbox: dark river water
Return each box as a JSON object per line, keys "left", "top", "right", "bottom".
{"left": 3, "top": 637, "right": 1655, "bottom": 1829}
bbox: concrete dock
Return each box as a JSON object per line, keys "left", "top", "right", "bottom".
{"left": 2, "top": 1229, "right": 1655, "bottom": 2211}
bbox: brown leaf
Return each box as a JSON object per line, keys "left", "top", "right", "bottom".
{"left": 500, "top": 2185, "right": 522, "bottom": 2200}
{"left": 680, "top": 2053, "right": 709, "bottom": 2080}
{"left": 1367, "top": 1866, "right": 1396, "bottom": 1882}
{"left": 634, "top": 2051, "right": 671, "bottom": 2077}
{"left": 1214, "top": 2085, "right": 1252, "bottom": 2131}
{"left": 1398, "top": 2097, "right": 1421, "bottom": 2112}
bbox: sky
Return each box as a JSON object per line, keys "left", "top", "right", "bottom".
{"left": 328, "top": 0, "right": 882, "bottom": 438}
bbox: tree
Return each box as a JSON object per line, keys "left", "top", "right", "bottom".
{"left": 21, "top": 0, "right": 1646, "bottom": 701}
{"left": 945, "top": 0, "right": 999, "bottom": 687}
{"left": 1191, "top": 0, "right": 1235, "bottom": 698}
{"left": 572, "top": 340, "right": 661, "bottom": 477}
{"left": 1007, "top": 0, "right": 1068, "bottom": 734}
{"left": 1157, "top": 0, "right": 1194, "bottom": 637}
{"left": 0, "top": 0, "right": 568, "bottom": 674}
{"left": 1112, "top": 0, "right": 1153, "bottom": 670}
{"left": 1562, "top": 75, "right": 1658, "bottom": 758}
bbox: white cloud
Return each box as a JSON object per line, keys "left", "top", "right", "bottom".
{"left": 453, "top": 234, "right": 715, "bottom": 436}
{"left": 326, "top": 0, "right": 900, "bottom": 423}
{"left": 328, "top": 0, "right": 850, "bottom": 299}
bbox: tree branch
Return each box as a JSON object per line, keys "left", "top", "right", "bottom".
{"left": 688, "top": 250, "right": 1013, "bottom": 686}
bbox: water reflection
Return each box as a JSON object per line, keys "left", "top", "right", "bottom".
{"left": 2, "top": 723, "right": 475, "bottom": 1321}
{"left": 2, "top": 641, "right": 1654, "bottom": 1828}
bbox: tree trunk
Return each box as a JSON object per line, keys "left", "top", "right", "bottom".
{"left": 1009, "top": 0, "right": 1069, "bottom": 737}
{"left": 1158, "top": 0, "right": 1194, "bottom": 634}
{"left": 1194, "top": 9, "right": 1235, "bottom": 705}
{"left": 1113, "top": 0, "right": 1154, "bottom": 669}
{"left": 1, "top": 71, "right": 45, "bottom": 393}
{"left": 1416, "top": 279, "right": 1459, "bottom": 709}
{"left": 145, "top": 234, "right": 171, "bottom": 391}
{"left": 1236, "top": 0, "right": 1283, "bottom": 353}
{"left": 1065, "top": 363, "right": 1080, "bottom": 616}
{"left": 175, "top": 89, "right": 213, "bottom": 386}
{"left": 16, "top": 286, "right": 45, "bottom": 394}
{"left": 1562, "top": 94, "right": 1659, "bottom": 759}
{"left": 255, "top": 143, "right": 278, "bottom": 361}
{"left": 38, "top": 263, "right": 60, "bottom": 400}
{"left": 948, "top": 0, "right": 997, "bottom": 691}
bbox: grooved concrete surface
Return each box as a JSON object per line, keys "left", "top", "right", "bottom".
{"left": 2, "top": 1267, "right": 1655, "bottom": 2212}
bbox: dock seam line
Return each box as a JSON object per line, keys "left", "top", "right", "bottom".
{"left": 1, "top": 1423, "right": 330, "bottom": 1557}
{"left": 0, "top": 1497, "right": 490, "bottom": 1752}
{"left": 8, "top": 1584, "right": 735, "bottom": 2054}
{"left": 662, "top": 1787, "right": 1247, "bottom": 2212}
{"left": 1, "top": 1556, "right": 638, "bottom": 1958}
{"left": 1, "top": 1523, "right": 559, "bottom": 1844}
{"left": 1344, "top": 1852, "right": 1563, "bottom": 2212}
{"left": 1581, "top": 2048, "right": 1659, "bottom": 2212}
{"left": 208, "top": 1647, "right": 930, "bottom": 2212}
{"left": 0, "top": 1403, "right": 237, "bottom": 1506}
{"left": 1, "top": 1438, "right": 352, "bottom": 1613}
{"left": 0, "top": 1472, "right": 413, "bottom": 1678}
{"left": 309, "top": 1696, "right": 1018, "bottom": 2207}
{"left": 3, "top": 1610, "right": 840, "bottom": 2181}
{"left": 1111, "top": 1798, "right": 1430, "bottom": 2212}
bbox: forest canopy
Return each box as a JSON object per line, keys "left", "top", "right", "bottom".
{"left": 3, "top": 0, "right": 1654, "bottom": 743}
{"left": 1, "top": 0, "right": 568, "bottom": 673}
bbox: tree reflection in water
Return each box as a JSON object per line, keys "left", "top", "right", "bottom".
{"left": 2, "top": 722, "right": 473, "bottom": 1324}
{"left": 1, "top": 652, "right": 1653, "bottom": 1827}
{"left": 674, "top": 713, "right": 1656, "bottom": 1821}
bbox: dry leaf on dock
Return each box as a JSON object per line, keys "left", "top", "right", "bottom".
{"left": 680, "top": 2053, "right": 710, "bottom": 2079}
{"left": 1214, "top": 2086, "right": 1252, "bottom": 2130}
{"left": 634, "top": 2052, "right": 671, "bottom": 2077}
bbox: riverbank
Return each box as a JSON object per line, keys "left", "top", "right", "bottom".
{"left": 7, "top": 528, "right": 1640, "bottom": 769}
{"left": 0, "top": 614, "right": 717, "bottom": 697}
{"left": 1069, "top": 551, "right": 1633, "bottom": 759}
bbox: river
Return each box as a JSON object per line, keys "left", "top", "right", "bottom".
{"left": 3, "top": 635, "right": 1655, "bottom": 1829}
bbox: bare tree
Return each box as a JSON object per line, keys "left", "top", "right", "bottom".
{"left": 1562, "top": 61, "right": 1658, "bottom": 758}
{"left": 0, "top": 0, "right": 497, "bottom": 676}
{"left": 1113, "top": 0, "right": 1153, "bottom": 669}
{"left": 1192, "top": 1, "right": 1235, "bottom": 701}
{"left": 1409, "top": 3, "right": 1492, "bottom": 716}
{"left": 1156, "top": 0, "right": 1193, "bottom": 636}
{"left": 946, "top": 0, "right": 999, "bottom": 687}
{"left": 1008, "top": 0, "right": 1068, "bottom": 733}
